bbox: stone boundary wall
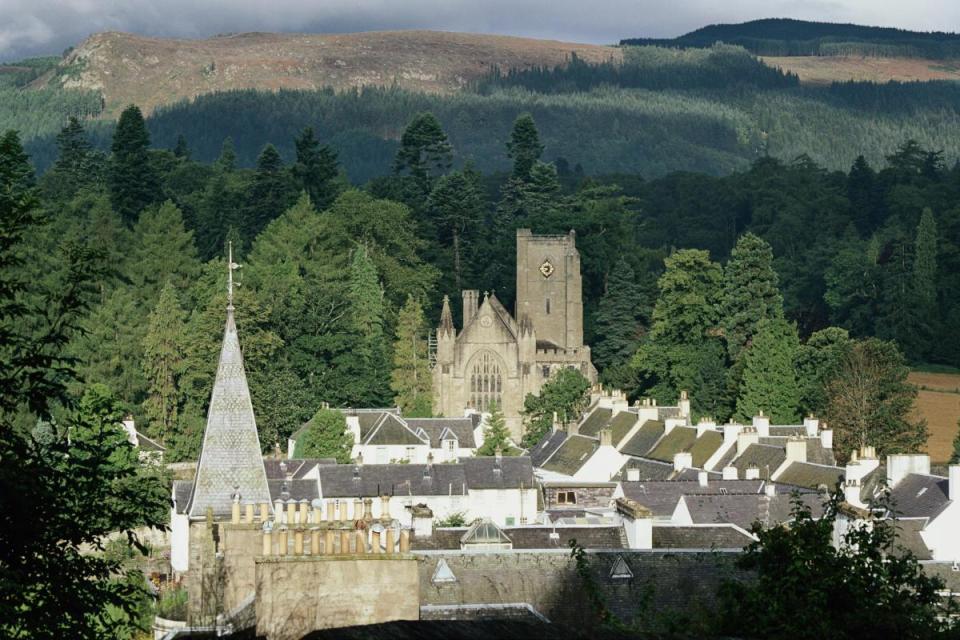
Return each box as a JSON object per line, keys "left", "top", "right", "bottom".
{"left": 418, "top": 549, "right": 746, "bottom": 627}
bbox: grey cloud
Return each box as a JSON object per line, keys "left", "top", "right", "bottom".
{"left": 1, "top": 0, "right": 958, "bottom": 62}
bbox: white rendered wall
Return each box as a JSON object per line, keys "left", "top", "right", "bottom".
{"left": 170, "top": 511, "right": 190, "bottom": 572}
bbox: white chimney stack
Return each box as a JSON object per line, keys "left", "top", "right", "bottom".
{"left": 785, "top": 437, "right": 807, "bottom": 464}
{"left": 764, "top": 482, "right": 776, "bottom": 497}
{"left": 737, "top": 427, "right": 759, "bottom": 455}
{"left": 678, "top": 390, "right": 691, "bottom": 420}
{"left": 745, "top": 466, "right": 760, "bottom": 480}
{"left": 673, "top": 451, "right": 693, "bottom": 473}
{"left": 752, "top": 411, "right": 770, "bottom": 438}
{"left": 696, "top": 417, "right": 716, "bottom": 438}
{"left": 949, "top": 465, "right": 960, "bottom": 501}
{"left": 626, "top": 467, "right": 640, "bottom": 482}
{"left": 698, "top": 470, "right": 709, "bottom": 487}
{"left": 886, "top": 454, "right": 931, "bottom": 489}
{"left": 820, "top": 429, "right": 833, "bottom": 449}
{"left": 722, "top": 466, "right": 738, "bottom": 480}
{"left": 723, "top": 422, "right": 741, "bottom": 445}
{"left": 803, "top": 415, "right": 819, "bottom": 437}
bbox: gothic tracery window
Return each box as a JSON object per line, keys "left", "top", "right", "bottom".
{"left": 469, "top": 351, "right": 503, "bottom": 412}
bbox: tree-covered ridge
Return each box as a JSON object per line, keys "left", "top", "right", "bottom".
{"left": 623, "top": 18, "right": 960, "bottom": 58}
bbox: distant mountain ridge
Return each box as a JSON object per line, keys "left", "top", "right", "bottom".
{"left": 622, "top": 18, "right": 960, "bottom": 58}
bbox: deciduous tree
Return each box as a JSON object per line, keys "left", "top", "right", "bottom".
{"left": 293, "top": 406, "right": 353, "bottom": 462}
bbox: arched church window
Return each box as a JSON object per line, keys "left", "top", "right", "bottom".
{"left": 468, "top": 351, "right": 503, "bottom": 412}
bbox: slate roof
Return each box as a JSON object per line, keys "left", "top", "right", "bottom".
{"left": 711, "top": 445, "right": 738, "bottom": 473}
{"left": 759, "top": 436, "right": 835, "bottom": 466}
{"left": 682, "top": 493, "right": 823, "bottom": 529}
{"left": 859, "top": 464, "right": 887, "bottom": 505}
{"left": 614, "top": 457, "right": 677, "bottom": 481}
{"left": 647, "top": 427, "right": 698, "bottom": 463}
{"left": 889, "top": 518, "right": 933, "bottom": 560}
{"left": 136, "top": 432, "right": 166, "bottom": 452}
{"left": 653, "top": 525, "right": 754, "bottom": 549}
{"left": 263, "top": 458, "right": 335, "bottom": 480}
{"left": 609, "top": 411, "right": 639, "bottom": 446}
{"left": 540, "top": 435, "right": 598, "bottom": 476}
{"left": 268, "top": 479, "right": 320, "bottom": 502}
{"left": 579, "top": 407, "right": 613, "bottom": 437}
{"left": 186, "top": 307, "right": 272, "bottom": 519}
{"left": 364, "top": 413, "right": 427, "bottom": 446}
{"left": 888, "top": 474, "right": 951, "bottom": 519}
{"left": 618, "top": 421, "right": 664, "bottom": 457}
{"left": 407, "top": 416, "right": 480, "bottom": 448}
{"left": 173, "top": 480, "right": 193, "bottom": 514}
{"left": 316, "top": 458, "right": 534, "bottom": 498}
{"left": 411, "top": 525, "right": 626, "bottom": 550}
{"left": 621, "top": 479, "right": 766, "bottom": 517}
{"left": 528, "top": 430, "right": 567, "bottom": 467}
{"left": 733, "top": 444, "right": 786, "bottom": 480}
{"left": 775, "top": 462, "right": 843, "bottom": 491}
{"left": 768, "top": 426, "right": 806, "bottom": 437}
{"left": 689, "top": 431, "right": 723, "bottom": 467}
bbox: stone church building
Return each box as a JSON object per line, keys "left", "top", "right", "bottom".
{"left": 433, "top": 229, "right": 597, "bottom": 439}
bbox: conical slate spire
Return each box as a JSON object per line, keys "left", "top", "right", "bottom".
{"left": 187, "top": 251, "right": 271, "bottom": 519}
{"left": 439, "top": 295, "right": 454, "bottom": 336}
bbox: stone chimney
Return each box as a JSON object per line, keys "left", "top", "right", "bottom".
{"left": 722, "top": 466, "right": 738, "bottom": 480}
{"left": 950, "top": 465, "right": 960, "bottom": 501}
{"left": 785, "top": 437, "right": 807, "bottom": 464}
{"left": 696, "top": 416, "right": 716, "bottom": 438}
{"left": 673, "top": 451, "right": 693, "bottom": 473}
{"left": 745, "top": 465, "right": 760, "bottom": 480}
{"left": 803, "top": 415, "right": 819, "bottom": 437}
{"left": 820, "top": 427, "right": 833, "bottom": 449}
{"left": 698, "top": 470, "right": 709, "bottom": 488}
{"left": 678, "top": 390, "right": 691, "bottom": 420}
{"left": 764, "top": 482, "right": 776, "bottom": 497}
{"left": 626, "top": 467, "right": 640, "bottom": 482}
{"left": 567, "top": 420, "right": 579, "bottom": 437}
{"left": 752, "top": 411, "right": 770, "bottom": 438}
{"left": 411, "top": 504, "right": 434, "bottom": 538}
{"left": 615, "top": 498, "right": 652, "bottom": 549}
{"left": 598, "top": 428, "right": 613, "bottom": 447}
{"left": 844, "top": 478, "right": 863, "bottom": 507}
{"left": 737, "top": 427, "right": 759, "bottom": 455}
{"left": 886, "top": 454, "right": 931, "bottom": 489}
{"left": 723, "top": 421, "right": 741, "bottom": 445}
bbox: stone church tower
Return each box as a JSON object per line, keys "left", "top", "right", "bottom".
{"left": 432, "top": 229, "right": 597, "bottom": 440}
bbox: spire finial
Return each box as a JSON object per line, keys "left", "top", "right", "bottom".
{"left": 227, "top": 241, "right": 241, "bottom": 309}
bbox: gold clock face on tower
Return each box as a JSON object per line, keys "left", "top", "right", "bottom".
{"left": 539, "top": 260, "right": 555, "bottom": 278}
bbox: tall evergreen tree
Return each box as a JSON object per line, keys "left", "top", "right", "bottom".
{"left": 344, "top": 246, "right": 392, "bottom": 406}
{"left": 506, "top": 113, "right": 544, "bottom": 181}
{"left": 215, "top": 137, "right": 237, "bottom": 172}
{"left": 141, "top": 281, "right": 185, "bottom": 441}
{"left": 428, "top": 166, "right": 485, "bottom": 291}
{"left": 477, "top": 405, "right": 514, "bottom": 456}
{"left": 45, "top": 116, "right": 102, "bottom": 200}
{"left": 244, "top": 143, "right": 295, "bottom": 241}
{"left": 912, "top": 208, "right": 938, "bottom": 360}
{"left": 390, "top": 294, "right": 432, "bottom": 417}
{"left": 721, "top": 232, "right": 784, "bottom": 361}
{"left": 348, "top": 246, "right": 384, "bottom": 340}
{"left": 291, "top": 126, "right": 340, "bottom": 210}
{"left": 108, "top": 105, "right": 160, "bottom": 224}
{"left": 172, "top": 134, "right": 190, "bottom": 159}
{"left": 393, "top": 112, "right": 452, "bottom": 192}
{"left": 127, "top": 200, "right": 200, "bottom": 302}
{"left": 877, "top": 235, "right": 921, "bottom": 360}
{"left": 847, "top": 155, "right": 879, "bottom": 234}
{"left": 735, "top": 317, "right": 801, "bottom": 423}
{"left": 593, "top": 258, "right": 644, "bottom": 382}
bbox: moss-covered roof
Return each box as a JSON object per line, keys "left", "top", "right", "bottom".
{"left": 689, "top": 431, "right": 723, "bottom": 467}
{"left": 540, "top": 435, "right": 598, "bottom": 476}
{"left": 733, "top": 444, "right": 786, "bottom": 479}
{"left": 775, "top": 461, "right": 843, "bottom": 490}
{"left": 618, "top": 421, "right": 664, "bottom": 457}
{"left": 578, "top": 407, "right": 612, "bottom": 437}
{"left": 609, "top": 411, "right": 639, "bottom": 446}
{"left": 647, "top": 427, "right": 698, "bottom": 463}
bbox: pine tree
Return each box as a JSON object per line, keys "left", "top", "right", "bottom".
{"left": 393, "top": 112, "right": 452, "bottom": 192}
{"left": 721, "top": 233, "right": 784, "bottom": 361}
{"left": 45, "top": 116, "right": 101, "bottom": 200}
{"left": 215, "top": 137, "right": 237, "bottom": 172}
{"left": 293, "top": 407, "right": 353, "bottom": 462}
{"left": 506, "top": 113, "right": 544, "bottom": 181}
{"left": 172, "top": 134, "right": 190, "bottom": 159}
{"left": 522, "top": 161, "right": 565, "bottom": 226}
{"left": 244, "top": 143, "right": 295, "bottom": 241}
{"left": 345, "top": 246, "right": 392, "bottom": 406}
{"left": 735, "top": 317, "right": 801, "bottom": 423}
{"left": 291, "top": 126, "right": 340, "bottom": 210}
{"left": 912, "top": 208, "right": 938, "bottom": 360}
{"left": 477, "top": 405, "right": 513, "bottom": 455}
{"left": 593, "top": 258, "right": 644, "bottom": 376}
{"left": 127, "top": 200, "right": 200, "bottom": 303}
{"left": 108, "top": 105, "right": 160, "bottom": 224}
{"left": 141, "top": 281, "right": 185, "bottom": 440}
{"left": 428, "top": 166, "right": 484, "bottom": 291}
{"left": 348, "top": 246, "right": 384, "bottom": 340}
{"left": 847, "top": 155, "right": 879, "bottom": 234}
{"left": 390, "top": 294, "right": 432, "bottom": 417}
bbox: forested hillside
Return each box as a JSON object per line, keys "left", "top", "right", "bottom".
{"left": 3, "top": 102, "right": 950, "bottom": 463}
{"left": 623, "top": 18, "right": 960, "bottom": 58}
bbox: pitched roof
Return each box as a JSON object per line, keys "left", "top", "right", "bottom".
{"left": 462, "top": 456, "right": 534, "bottom": 490}
{"left": 186, "top": 307, "right": 271, "bottom": 519}
{"left": 647, "top": 427, "right": 698, "bottom": 463}
{"left": 888, "top": 473, "right": 951, "bottom": 519}
{"left": 609, "top": 411, "right": 639, "bottom": 446}
{"left": 689, "top": 431, "right": 723, "bottom": 467}
{"left": 653, "top": 525, "right": 753, "bottom": 549}
{"left": 733, "top": 444, "right": 786, "bottom": 479}
{"left": 614, "top": 457, "right": 677, "bottom": 481}
{"left": 411, "top": 525, "right": 626, "bottom": 550}
{"left": 682, "top": 493, "right": 823, "bottom": 529}
{"left": 889, "top": 518, "right": 933, "bottom": 560}
{"left": 263, "top": 458, "right": 335, "bottom": 480}
{"left": 528, "top": 429, "right": 568, "bottom": 467}
{"left": 407, "top": 416, "right": 480, "bottom": 448}
{"left": 540, "top": 435, "right": 598, "bottom": 476}
{"left": 173, "top": 480, "right": 193, "bottom": 514}
{"left": 268, "top": 479, "right": 319, "bottom": 502}
{"left": 579, "top": 407, "right": 612, "bottom": 437}
{"left": 363, "top": 413, "right": 427, "bottom": 446}
{"left": 621, "top": 479, "right": 766, "bottom": 517}
{"left": 775, "top": 462, "right": 843, "bottom": 491}
{"left": 618, "top": 421, "right": 665, "bottom": 457}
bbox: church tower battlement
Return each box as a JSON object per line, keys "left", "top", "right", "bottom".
{"left": 515, "top": 229, "right": 583, "bottom": 351}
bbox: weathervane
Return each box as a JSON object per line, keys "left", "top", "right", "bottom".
{"left": 227, "top": 241, "right": 241, "bottom": 309}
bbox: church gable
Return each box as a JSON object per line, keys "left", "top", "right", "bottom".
{"left": 458, "top": 294, "right": 518, "bottom": 345}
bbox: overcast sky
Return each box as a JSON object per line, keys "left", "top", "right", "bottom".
{"left": 2, "top": 0, "right": 959, "bottom": 62}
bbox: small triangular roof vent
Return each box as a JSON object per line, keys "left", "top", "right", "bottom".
{"left": 610, "top": 555, "right": 634, "bottom": 579}
{"left": 432, "top": 558, "right": 457, "bottom": 583}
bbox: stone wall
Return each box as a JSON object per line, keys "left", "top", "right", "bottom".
{"left": 544, "top": 485, "right": 616, "bottom": 509}
{"left": 255, "top": 555, "right": 419, "bottom": 640}
{"left": 418, "top": 549, "right": 744, "bottom": 628}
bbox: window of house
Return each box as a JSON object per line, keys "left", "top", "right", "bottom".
{"left": 542, "top": 365, "right": 550, "bottom": 378}
{"left": 445, "top": 439, "right": 456, "bottom": 453}
{"left": 405, "top": 446, "right": 416, "bottom": 462}
{"left": 556, "top": 491, "right": 577, "bottom": 505}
